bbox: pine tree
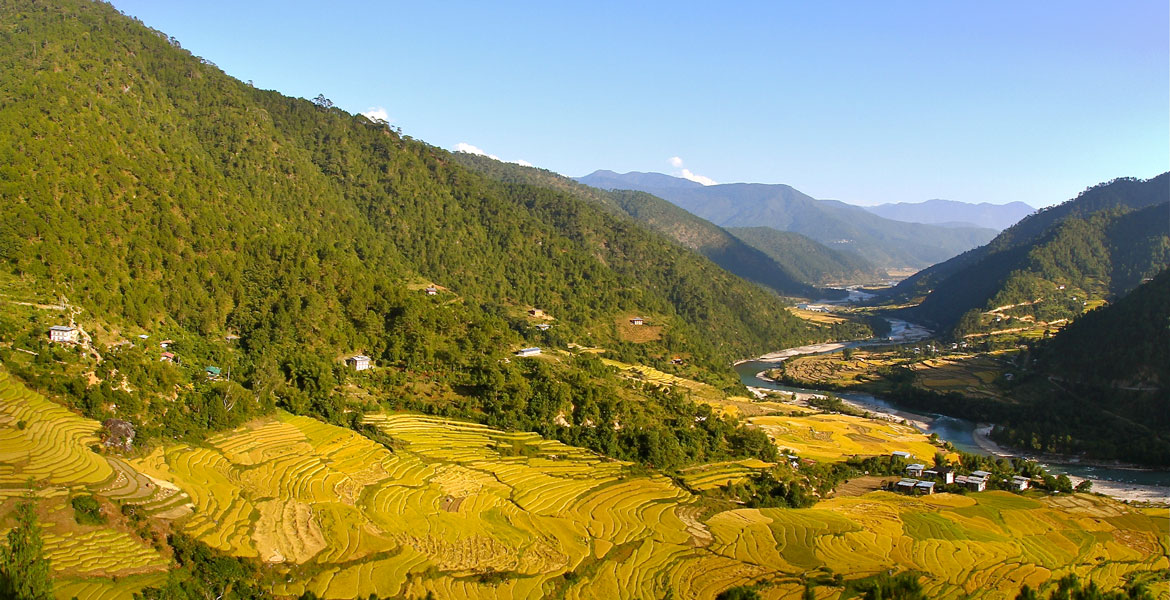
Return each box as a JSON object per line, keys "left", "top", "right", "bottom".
{"left": 0, "top": 493, "right": 52, "bottom": 600}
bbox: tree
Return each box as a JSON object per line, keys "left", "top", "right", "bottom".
{"left": 0, "top": 494, "right": 52, "bottom": 600}
{"left": 312, "top": 94, "right": 333, "bottom": 109}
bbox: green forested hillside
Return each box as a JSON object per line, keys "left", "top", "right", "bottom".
{"left": 726, "top": 226, "right": 885, "bottom": 286}
{"left": 576, "top": 171, "right": 999, "bottom": 269}
{"left": 893, "top": 176, "right": 1170, "bottom": 334}
{"left": 989, "top": 270, "right": 1170, "bottom": 464}
{"left": 452, "top": 153, "right": 857, "bottom": 295}
{"left": 0, "top": 0, "right": 846, "bottom": 469}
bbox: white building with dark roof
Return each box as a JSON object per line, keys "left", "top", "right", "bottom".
{"left": 49, "top": 325, "right": 78, "bottom": 343}
{"left": 346, "top": 355, "right": 371, "bottom": 371}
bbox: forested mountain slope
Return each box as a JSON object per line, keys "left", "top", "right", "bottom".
{"left": 453, "top": 153, "right": 871, "bottom": 294}
{"left": 726, "top": 227, "right": 886, "bottom": 286}
{"left": 989, "top": 270, "right": 1170, "bottom": 465}
{"left": 576, "top": 171, "right": 998, "bottom": 269}
{"left": 893, "top": 175, "right": 1170, "bottom": 334}
{"left": 0, "top": 0, "right": 827, "bottom": 369}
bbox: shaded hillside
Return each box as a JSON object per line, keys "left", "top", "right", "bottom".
{"left": 990, "top": 271, "right": 1170, "bottom": 465}
{"left": 726, "top": 227, "right": 885, "bottom": 286}
{"left": 454, "top": 153, "right": 864, "bottom": 295}
{"left": 576, "top": 171, "right": 998, "bottom": 269}
{"left": 894, "top": 176, "right": 1170, "bottom": 333}
{"left": 865, "top": 199, "right": 1034, "bottom": 231}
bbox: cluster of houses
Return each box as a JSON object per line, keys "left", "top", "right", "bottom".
{"left": 891, "top": 451, "right": 1034, "bottom": 495}
{"left": 795, "top": 304, "right": 831, "bottom": 313}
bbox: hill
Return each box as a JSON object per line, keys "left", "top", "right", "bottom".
{"left": 892, "top": 175, "right": 1170, "bottom": 334}
{"left": 725, "top": 227, "right": 886, "bottom": 286}
{"left": 864, "top": 199, "right": 1035, "bottom": 231}
{"left": 575, "top": 171, "right": 998, "bottom": 270}
{"left": 988, "top": 270, "right": 1170, "bottom": 465}
{"left": 454, "top": 153, "right": 879, "bottom": 294}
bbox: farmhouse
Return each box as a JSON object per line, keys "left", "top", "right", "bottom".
{"left": 891, "top": 451, "right": 912, "bottom": 460}
{"left": 346, "top": 355, "right": 371, "bottom": 371}
{"left": 159, "top": 339, "right": 173, "bottom": 349}
{"left": 205, "top": 366, "right": 222, "bottom": 380}
{"left": 516, "top": 347, "right": 541, "bottom": 357}
{"left": 970, "top": 470, "right": 992, "bottom": 479}
{"left": 956, "top": 475, "right": 987, "bottom": 492}
{"left": 48, "top": 325, "right": 78, "bottom": 343}
{"left": 895, "top": 479, "right": 918, "bottom": 494}
{"left": 535, "top": 323, "right": 550, "bottom": 331}
{"left": 424, "top": 286, "right": 438, "bottom": 296}
{"left": 932, "top": 466, "right": 955, "bottom": 484}
{"left": 915, "top": 481, "right": 936, "bottom": 495}
{"left": 160, "top": 352, "right": 175, "bottom": 363}
{"left": 1010, "top": 476, "right": 1031, "bottom": 491}
{"left": 906, "top": 463, "right": 925, "bottom": 477}
{"left": 629, "top": 317, "right": 644, "bottom": 326}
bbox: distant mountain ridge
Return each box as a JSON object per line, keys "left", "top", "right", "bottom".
{"left": 864, "top": 199, "right": 1035, "bottom": 231}
{"left": 576, "top": 171, "right": 997, "bottom": 270}
{"left": 455, "top": 155, "right": 884, "bottom": 293}
{"left": 893, "top": 174, "right": 1170, "bottom": 334}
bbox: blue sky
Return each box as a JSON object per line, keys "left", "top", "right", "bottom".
{"left": 110, "top": 1, "right": 1167, "bottom": 206}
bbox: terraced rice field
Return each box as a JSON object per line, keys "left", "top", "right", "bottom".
{"left": 0, "top": 369, "right": 181, "bottom": 593}
{"left": 0, "top": 369, "right": 113, "bottom": 488}
{"left": 749, "top": 413, "right": 946, "bottom": 463}
{"left": 911, "top": 354, "right": 1005, "bottom": 399}
{"left": 1, "top": 366, "right": 1165, "bottom": 599}
{"left": 679, "top": 459, "right": 774, "bottom": 491}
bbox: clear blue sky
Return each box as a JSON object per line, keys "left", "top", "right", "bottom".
{"left": 110, "top": 1, "right": 1168, "bottom": 207}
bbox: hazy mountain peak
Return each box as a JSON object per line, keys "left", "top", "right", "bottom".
{"left": 864, "top": 198, "right": 1036, "bottom": 231}
{"left": 578, "top": 170, "right": 706, "bottom": 190}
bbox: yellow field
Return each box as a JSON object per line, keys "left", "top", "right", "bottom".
{"left": 0, "top": 367, "right": 1165, "bottom": 600}
{"left": 679, "top": 459, "right": 775, "bottom": 491}
{"left": 787, "top": 307, "right": 848, "bottom": 324}
{"left": 0, "top": 369, "right": 180, "bottom": 599}
{"left": 911, "top": 354, "right": 1005, "bottom": 399}
{"left": 749, "top": 413, "right": 945, "bottom": 464}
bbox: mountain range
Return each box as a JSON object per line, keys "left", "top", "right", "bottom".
{"left": 893, "top": 174, "right": 1170, "bottom": 334}
{"left": 576, "top": 170, "right": 998, "bottom": 270}
{"left": 864, "top": 199, "right": 1035, "bottom": 231}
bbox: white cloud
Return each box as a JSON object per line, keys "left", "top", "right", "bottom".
{"left": 454, "top": 142, "right": 532, "bottom": 168}
{"left": 668, "top": 156, "right": 716, "bottom": 185}
{"left": 680, "top": 168, "right": 718, "bottom": 186}
{"left": 454, "top": 142, "right": 499, "bottom": 160}
{"left": 362, "top": 107, "right": 391, "bottom": 123}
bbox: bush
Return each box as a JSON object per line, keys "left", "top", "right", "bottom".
{"left": 70, "top": 495, "right": 105, "bottom": 525}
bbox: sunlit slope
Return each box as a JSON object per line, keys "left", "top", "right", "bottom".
{"left": 0, "top": 369, "right": 185, "bottom": 598}
{"left": 126, "top": 410, "right": 1167, "bottom": 599}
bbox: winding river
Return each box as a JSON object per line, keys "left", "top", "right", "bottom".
{"left": 735, "top": 317, "right": 1170, "bottom": 496}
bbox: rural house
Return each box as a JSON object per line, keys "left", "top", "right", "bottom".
{"left": 891, "top": 451, "right": 912, "bottom": 460}
{"left": 205, "top": 366, "right": 222, "bottom": 380}
{"left": 160, "top": 352, "right": 175, "bottom": 363}
{"left": 424, "top": 286, "right": 438, "bottom": 296}
{"left": 346, "top": 355, "right": 371, "bottom": 371}
{"left": 906, "top": 463, "right": 926, "bottom": 477}
{"left": 895, "top": 479, "right": 918, "bottom": 494}
{"left": 630, "top": 317, "right": 644, "bottom": 325}
{"left": 915, "top": 481, "right": 936, "bottom": 495}
{"left": 1010, "top": 476, "right": 1031, "bottom": 491}
{"left": 516, "top": 347, "right": 541, "bottom": 357}
{"left": 49, "top": 325, "right": 78, "bottom": 343}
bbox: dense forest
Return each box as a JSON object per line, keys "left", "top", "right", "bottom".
{"left": 452, "top": 153, "right": 851, "bottom": 296}
{"left": 0, "top": 0, "right": 863, "bottom": 473}
{"left": 893, "top": 176, "right": 1170, "bottom": 334}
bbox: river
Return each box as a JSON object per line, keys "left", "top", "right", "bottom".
{"left": 735, "top": 317, "right": 1170, "bottom": 498}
